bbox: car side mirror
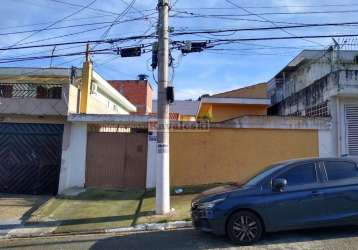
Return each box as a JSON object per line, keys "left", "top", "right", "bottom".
{"left": 272, "top": 178, "right": 287, "bottom": 192}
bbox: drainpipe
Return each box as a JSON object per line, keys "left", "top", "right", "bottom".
{"left": 79, "top": 44, "right": 92, "bottom": 114}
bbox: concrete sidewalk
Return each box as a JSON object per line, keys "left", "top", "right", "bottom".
{"left": 0, "top": 194, "right": 50, "bottom": 237}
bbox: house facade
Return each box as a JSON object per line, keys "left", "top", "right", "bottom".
{"left": 0, "top": 64, "right": 136, "bottom": 195}
{"left": 268, "top": 50, "right": 358, "bottom": 156}
{"left": 196, "top": 83, "right": 270, "bottom": 122}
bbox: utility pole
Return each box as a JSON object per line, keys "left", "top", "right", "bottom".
{"left": 156, "top": 0, "right": 170, "bottom": 215}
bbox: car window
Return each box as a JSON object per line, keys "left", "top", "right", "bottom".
{"left": 277, "top": 163, "right": 317, "bottom": 186}
{"left": 324, "top": 161, "right": 358, "bottom": 181}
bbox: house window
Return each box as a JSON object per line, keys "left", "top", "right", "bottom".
{"left": 0, "top": 83, "right": 62, "bottom": 99}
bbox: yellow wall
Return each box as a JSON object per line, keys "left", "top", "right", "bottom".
{"left": 170, "top": 128, "right": 318, "bottom": 186}
{"left": 180, "top": 115, "right": 196, "bottom": 121}
{"left": 198, "top": 103, "right": 268, "bottom": 122}
{"left": 212, "top": 104, "right": 267, "bottom": 122}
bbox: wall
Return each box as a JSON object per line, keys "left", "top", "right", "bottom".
{"left": 169, "top": 128, "right": 319, "bottom": 186}
{"left": 87, "top": 92, "right": 130, "bottom": 115}
{"left": 211, "top": 104, "right": 268, "bottom": 122}
{"left": 58, "top": 123, "right": 87, "bottom": 193}
{"left": 109, "top": 80, "right": 153, "bottom": 114}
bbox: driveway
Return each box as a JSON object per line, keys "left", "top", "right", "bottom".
{"left": 0, "top": 194, "right": 50, "bottom": 236}
{"left": 1, "top": 227, "right": 358, "bottom": 250}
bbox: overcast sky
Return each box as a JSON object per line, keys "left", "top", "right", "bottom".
{"left": 1, "top": 0, "right": 358, "bottom": 99}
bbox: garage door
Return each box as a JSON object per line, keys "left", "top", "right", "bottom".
{"left": 0, "top": 123, "right": 63, "bottom": 195}
{"left": 345, "top": 105, "right": 358, "bottom": 156}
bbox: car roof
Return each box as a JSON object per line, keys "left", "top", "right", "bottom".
{"left": 278, "top": 157, "right": 358, "bottom": 166}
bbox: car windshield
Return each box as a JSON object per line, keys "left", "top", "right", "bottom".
{"left": 242, "top": 163, "right": 287, "bottom": 187}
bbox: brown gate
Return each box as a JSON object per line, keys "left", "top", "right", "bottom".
{"left": 86, "top": 132, "right": 147, "bottom": 189}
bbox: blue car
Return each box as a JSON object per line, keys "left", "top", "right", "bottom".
{"left": 191, "top": 157, "right": 358, "bottom": 245}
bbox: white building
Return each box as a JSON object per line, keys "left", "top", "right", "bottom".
{"left": 268, "top": 49, "right": 358, "bottom": 157}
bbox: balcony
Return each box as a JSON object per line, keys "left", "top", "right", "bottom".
{"left": 0, "top": 82, "right": 69, "bottom": 116}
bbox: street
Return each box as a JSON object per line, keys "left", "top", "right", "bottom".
{"left": 1, "top": 227, "right": 358, "bottom": 250}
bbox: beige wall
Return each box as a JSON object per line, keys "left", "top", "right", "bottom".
{"left": 170, "top": 128, "right": 319, "bottom": 186}
{"left": 87, "top": 93, "right": 130, "bottom": 115}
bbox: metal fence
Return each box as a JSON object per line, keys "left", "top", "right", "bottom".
{"left": 0, "top": 83, "right": 62, "bottom": 99}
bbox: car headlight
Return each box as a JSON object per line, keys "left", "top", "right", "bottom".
{"left": 198, "top": 197, "right": 226, "bottom": 209}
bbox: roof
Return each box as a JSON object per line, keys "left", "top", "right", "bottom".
{"left": 152, "top": 100, "right": 200, "bottom": 116}
{"left": 0, "top": 67, "right": 82, "bottom": 78}
{"left": 211, "top": 83, "right": 268, "bottom": 99}
{"left": 201, "top": 97, "right": 270, "bottom": 105}
{"left": 270, "top": 49, "right": 358, "bottom": 81}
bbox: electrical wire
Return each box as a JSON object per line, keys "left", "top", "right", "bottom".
{"left": 0, "top": 0, "right": 98, "bottom": 53}
{"left": 171, "top": 21, "right": 358, "bottom": 36}
{"left": 223, "top": 0, "right": 324, "bottom": 47}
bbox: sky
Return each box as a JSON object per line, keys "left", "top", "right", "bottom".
{"left": 1, "top": 0, "right": 358, "bottom": 100}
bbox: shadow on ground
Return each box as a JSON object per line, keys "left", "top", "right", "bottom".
{"left": 89, "top": 226, "right": 358, "bottom": 250}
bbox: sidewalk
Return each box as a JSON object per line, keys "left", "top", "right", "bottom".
{"left": 0, "top": 184, "right": 220, "bottom": 239}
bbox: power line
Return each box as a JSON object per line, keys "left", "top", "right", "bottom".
{"left": 172, "top": 9, "right": 358, "bottom": 18}
{"left": 174, "top": 3, "right": 358, "bottom": 10}
{"left": 172, "top": 34, "right": 358, "bottom": 45}
{"left": 98, "top": 0, "right": 136, "bottom": 42}
{"left": 223, "top": 0, "right": 324, "bottom": 47}
{"left": 171, "top": 21, "right": 358, "bottom": 36}
{"left": 45, "top": 0, "right": 156, "bottom": 16}
{"left": 0, "top": 15, "right": 156, "bottom": 37}
{"left": 0, "top": 34, "right": 156, "bottom": 51}
{"left": 0, "top": 0, "right": 98, "bottom": 53}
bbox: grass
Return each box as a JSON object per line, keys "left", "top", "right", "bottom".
{"left": 29, "top": 188, "right": 144, "bottom": 233}
{"left": 26, "top": 184, "right": 225, "bottom": 233}
{"left": 136, "top": 184, "right": 223, "bottom": 224}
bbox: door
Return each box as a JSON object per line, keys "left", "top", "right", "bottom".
{"left": 345, "top": 105, "right": 358, "bottom": 156}
{"left": 0, "top": 123, "right": 63, "bottom": 195}
{"left": 320, "top": 160, "right": 358, "bottom": 224}
{"left": 266, "top": 162, "right": 327, "bottom": 230}
{"left": 86, "top": 132, "right": 147, "bottom": 189}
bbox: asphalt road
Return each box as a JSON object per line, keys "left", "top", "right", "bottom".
{"left": 1, "top": 227, "right": 358, "bottom": 250}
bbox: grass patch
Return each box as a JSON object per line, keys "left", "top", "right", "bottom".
{"left": 136, "top": 183, "right": 223, "bottom": 225}
{"left": 29, "top": 188, "right": 144, "bottom": 233}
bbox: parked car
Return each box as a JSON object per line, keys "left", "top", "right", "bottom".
{"left": 191, "top": 157, "right": 358, "bottom": 245}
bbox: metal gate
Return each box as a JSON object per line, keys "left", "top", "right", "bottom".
{"left": 86, "top": 132, "right": 147, "bottom": 189}
{"left": 345, "top": 105, "right": 358, "bottom": 155}
{"left": 0, "top": 123, "right": 63, "bottom": 195}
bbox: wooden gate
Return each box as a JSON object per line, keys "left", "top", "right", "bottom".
{"left": 0, "top": 123, "right": 63, "bottom": 195}
{"left": 86, "top": 132, "right": 147, "bottom": 188}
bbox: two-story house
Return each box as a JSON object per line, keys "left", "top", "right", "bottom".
{"left": 268, "top": 49, "right": 358, "bottom": 157}
{"left": 0, "top": 61, "right": 136, "bottom": 195}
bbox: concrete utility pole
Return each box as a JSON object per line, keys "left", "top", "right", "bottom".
{"left": 156, "top": 0, "right": 170, "bottom": 215}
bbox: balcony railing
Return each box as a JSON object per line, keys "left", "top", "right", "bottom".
{"left": 0, "top": 83, "right": 62, "bottom": 99}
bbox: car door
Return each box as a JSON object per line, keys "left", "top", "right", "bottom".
{"left": 264, "top": 161, "right": 327, "bottom": 231}
{"left": 319, "top": 160, "right": 358, "bottom": 224}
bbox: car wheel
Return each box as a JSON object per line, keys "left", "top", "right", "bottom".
{"left": 227, "top": 211, "right": 263, "bottom": 245}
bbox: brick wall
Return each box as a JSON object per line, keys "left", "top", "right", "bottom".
{"left": 108, "top": 80, "right": 153, "bottom": 114}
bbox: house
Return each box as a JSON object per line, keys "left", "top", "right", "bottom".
{"left": 0, "top": 61, "right": 136, "bottom": 195}
{"left": 108, "top": 75, "right": 153, "bottom": 115}
{"left": 152, "top": 100, "right": 200, "bottom": 121}
{"left": 268, "top": 49, "right": 358, "bottom": 156}
{"left": 196, "top": 83, "right": 271, "bottom": 122}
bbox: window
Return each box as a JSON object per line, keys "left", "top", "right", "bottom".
{"left": 277, "top": 163, "right": 317, "bottom": 186}
{"left": 325, "top": 161, "right": 358, "bottom": 181}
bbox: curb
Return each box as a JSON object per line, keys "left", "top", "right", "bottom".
{"left": 0, "top": 221, "right": 193, "bottom": 240}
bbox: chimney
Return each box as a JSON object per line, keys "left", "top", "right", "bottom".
{"left": 138, "top": 74, "right": 149, "bottom": 81}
